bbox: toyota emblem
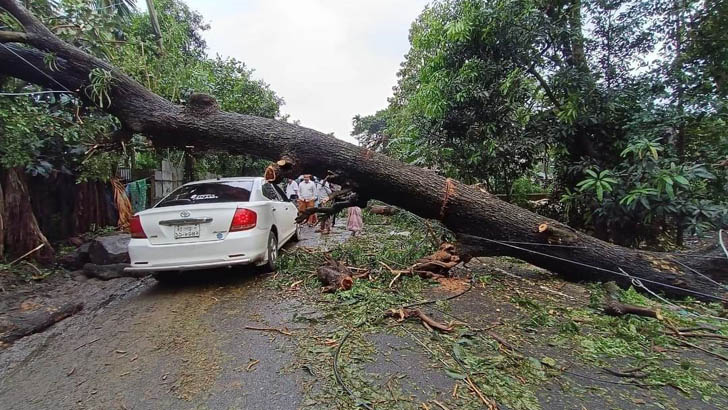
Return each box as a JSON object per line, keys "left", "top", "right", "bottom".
{"left": 180, "top": 210, "right": 191, "bottom": 218}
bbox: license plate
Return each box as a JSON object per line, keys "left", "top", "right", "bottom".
{"left": 174, "top": 224, "right": 200, "bottom": 239}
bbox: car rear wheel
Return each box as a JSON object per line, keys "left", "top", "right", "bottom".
{"left": 261, "top": 231, "right": 278, "bottom": 272}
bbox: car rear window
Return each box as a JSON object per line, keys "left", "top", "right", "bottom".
{"left": 156, "top": 181, "right": 254, "bottom": 207}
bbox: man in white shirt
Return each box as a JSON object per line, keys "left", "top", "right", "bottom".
{"left": 285, "top": 178, "right": 299, "bottom": 200}
{"left": 297, "top": 174, "right": 318, "bottom": 226}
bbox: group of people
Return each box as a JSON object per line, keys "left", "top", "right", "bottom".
{"left": 284, "top": 174, "right": 362, "bottom": 236}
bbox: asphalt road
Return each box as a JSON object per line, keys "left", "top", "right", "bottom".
{"left": 1, "top": 223, "right": 725, "bottom": 410}
{"left": 0, "top": 224, "right": 347, "bottom": 410}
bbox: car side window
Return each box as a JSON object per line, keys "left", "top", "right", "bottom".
{"left": 273, "top": 185, "right": 289, "bottom": 202}
{"left": 262, "top": 183, "right": 281, "bottom": 201}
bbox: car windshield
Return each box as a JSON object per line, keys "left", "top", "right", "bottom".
{"left": 156, "top": 181, "right": 254, "bottom": 207}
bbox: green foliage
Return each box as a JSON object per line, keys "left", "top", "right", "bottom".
{"left": 562, "top": 136, "right": 724, "bottom": 246}
{"left": 511, "top": 176, "right": 541, "bottom": 208}
{"left": 576, "top": 169, "right": 617, "bottom": 202}
{"left": 381, "top": 0, "right": 544, "bottom": 190}
{"left": 87, "top": 68, "right": 114, "bottom": 108}
{"left": 355, "top": 0, "right": 728, "bottom": 247}
{"left": 351, "top": 109, "right": 390, "bottom": 150}
{"left": 0, "top": 0, "right": 283, "bottom": 185}
{"left": 195, "top": 153, "right": 268, "bottom": 178}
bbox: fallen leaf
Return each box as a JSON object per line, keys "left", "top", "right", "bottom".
{"left": 541, "top": 356, "right": 557, "bottom": 367}
{"left": 445, "top": 368, "right": 466, "bottom": 380}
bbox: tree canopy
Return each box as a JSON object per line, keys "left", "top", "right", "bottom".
{"left": 0, "top": 0, "right": 283, "bottom": 182}
{"left": 354, "top": 0, "right": 728, "bottom": 247}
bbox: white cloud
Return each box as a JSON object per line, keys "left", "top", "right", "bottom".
{"left": 161, "top": 0, "right": 429, "bottom": 144}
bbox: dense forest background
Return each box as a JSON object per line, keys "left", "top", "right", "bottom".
{"left": 353, "top": 0, "right": 727, "bottom": 249}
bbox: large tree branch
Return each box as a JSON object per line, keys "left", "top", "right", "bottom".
{"left": 295, "top": 200, "right": 357, "bottom": 224}
{"left": 0, "top": 0, "right": 726, "bottom": 301}
{"left": 0, "top": 31, "right": 29, "bottom": 43}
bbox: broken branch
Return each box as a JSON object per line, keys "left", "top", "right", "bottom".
{"left": 385, "top": 308, "right": 453, "bottom": 332}
{"left": 603, "top": 282, "right": 662, "bottom": 320}
{"left": 244, "top": 326, "right": 293, "bottom": 336}
{"left": 8, "top": 243, "right": 45, "bottom": 266}
{"left": 296, "top": 199, "right": 358, "bottom": 224}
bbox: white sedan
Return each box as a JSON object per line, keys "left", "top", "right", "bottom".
{"left": 125, "top": 177, "right": 300, "bottom": 278}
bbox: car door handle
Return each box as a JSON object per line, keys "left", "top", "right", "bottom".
{"left": 272, "top": 208, "right": 277, "bottom": 212}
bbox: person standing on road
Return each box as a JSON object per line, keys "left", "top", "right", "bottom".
{"left": 298, "top": 174, "right": 318, "bottom": 226}
{"left": 315, "top": 177, "right": 334, "bottom": 234}
{"left": 347, "top": 204, "right": 363, "bottom": 236}
{"left": 285, "top": 178, "right": 299, "bottom": 201}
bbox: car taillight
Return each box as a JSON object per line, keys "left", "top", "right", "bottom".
{"left": 230, "top": 208, "right": 257, "bottom": 232}
{"left": 129, "top": 215, "right": 147, "bottom": 238}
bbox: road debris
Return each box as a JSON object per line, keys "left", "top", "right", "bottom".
{"left": 244, "top": 325, "right": 293, "bottom": 336}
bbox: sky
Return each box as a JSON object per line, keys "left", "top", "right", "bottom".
{"left": 142, "top": 0, "right": 430, "bottom": 144}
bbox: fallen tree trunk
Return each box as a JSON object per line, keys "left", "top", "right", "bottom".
{"left": 0, "top": 1, "right": 726, "bottom": 300}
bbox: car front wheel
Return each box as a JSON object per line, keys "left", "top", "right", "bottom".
{"left": 291, "top": 224, "right": 302, "bottom": 242}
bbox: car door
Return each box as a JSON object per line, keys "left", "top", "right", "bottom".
{"left": 262, "top": 183, "right": 294, "bottom": 243}
{"left": 273, "top": 184, "right": 298, "bottom": 239}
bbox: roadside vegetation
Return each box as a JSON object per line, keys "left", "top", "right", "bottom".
{"left": 353, "top": 0, "right": 727, "bottom": 249}
{"left": 273, "top": 209, "right": 728, "bottom": 409}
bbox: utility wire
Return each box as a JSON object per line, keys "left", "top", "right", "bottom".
{"left": 719, "top": 229, "right": 728, "bottom": 260}
{"left": 468, "top": 235, "right": 728, "bottom": 303}
{"left": 0, "top": 90, "right": 71, "bottom": 96}
{"left": 619, "top": 267, "right": 728, "bottom": 322}
{"left": 0, "top": 42, "right": 75, "bottom": 94}
{"left": 494, "top": 240, "right": 588, "bottom": 249}
{"left": 671, "top": 258, "right": 728, "bottom": 291}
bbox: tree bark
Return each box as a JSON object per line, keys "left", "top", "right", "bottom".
{"left": 0, "top": 1, "right": 726, "bottom": 300}
{"left": 2, "top": 168, "right": 55, "bottom": 264}
{"left": 368, "top": 205, "right": 398, "bottom": 216}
